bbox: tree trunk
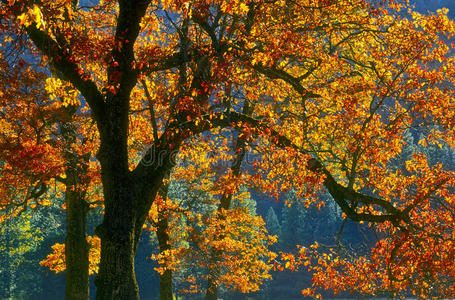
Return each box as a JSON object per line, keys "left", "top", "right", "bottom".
{"left": 159, "top": 269, "right": 173, "bottom": 300}
{"left": 205, "top": 267, "right": 219, "bottom": 300}
{"left": 65, "top": 178, "right": 89, "bottom": 300}
{"left": 94, "top": 181, "right": 140, "bottom": 300}
{"left": 93, "top": 153, "right": 168, "bottom": 300}
{"left": 94, "top": 179, "right": 166, "bottom": 300}
{"left": 205, "top": 244, "right": 224, "bottom": 300}
{"left": 61, "top": 121, "right": 90, "bottom": 300}
{"left": 94, "top": 231, "right": 139, "bottom": 300}
{"left": 92, "top": 93, "right": 143, "bottom": 299}
{"left": 92, "top": 85, "right": 176, "bottom": 299}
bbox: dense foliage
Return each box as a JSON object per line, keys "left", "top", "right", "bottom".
{"left": 1, "top": 0, "right": 455, "bottom": 299}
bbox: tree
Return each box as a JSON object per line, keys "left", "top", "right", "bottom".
{"left": 0, "top": 212, "right": 43, "bottom": 298}
{"left": 0, "top": 42, "right": 104, "bottom": 299}
{"left": 265, "top": 207, "right": 281, "bottom": 241}
{"left": 149, "top": 134, "right": 276, "bottom": 299}
{"left": 280, "top": 190, "right": 306, "bottom": 250}
{"left": 0, "top": 193, "right": 67, "bottom": 299}
{"left": 294, "top": 134, "right": 455, "bottom": 298}
{"left": 1, "top": 0, "right": 455, "bottom": 299}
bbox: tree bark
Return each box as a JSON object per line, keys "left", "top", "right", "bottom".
{"left": 94, "top": 171, "right": 170, "bottom": 299}
{"left": 61, "top": 121, "right": 90, "bottom": 300}
{"left": 94, "top": 230, "right": 139, "bottom": 300}
{"left": 94, "top": 174, "right": 140, "bottom": 300}
{"left": 92, "top": 73, "right": 143, "bottom": 299}
{"left": 94, "top": 125, "right": 173, "bottom": 299}
{"left": 65, "top": 176, "right": 89, "bottom": 300}
{"left": 205, "top": 269, "right": 219, "bottom": 300}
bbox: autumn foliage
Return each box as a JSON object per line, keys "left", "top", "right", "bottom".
{"left": 0, "top": 0, "right": 455, "bottom": 298}
{"left": 40, "top": 235, "right": 101, "bottom": 275}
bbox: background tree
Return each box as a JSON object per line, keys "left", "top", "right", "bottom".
{"left": 264, "top": 207, "right": 281, "bottom": 244}
{"left": 149, "top": 132, "right": 277, "bottom": 299}
{"left": 0, "top": 212, "right": 43, "bottom": 298}
{"left": 0, "top": 47, "right": 100, "bottom": 299}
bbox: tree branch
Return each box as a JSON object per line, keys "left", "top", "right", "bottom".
{"left": 131, "top": 110, "right": 413, "bottom": 225}
{"left": 252, "top": 63, "right": 321, "bottom": 99}
{"left": 140, "top": 80, "right": 159, "bottom": 142}
{"left": 108, "top": 0, "right": 151, "bottom": 96}
{"left": 25, "top": 25, "right": 106, "bottom": 124}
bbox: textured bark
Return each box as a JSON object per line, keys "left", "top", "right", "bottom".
{"left": 94, "top": 176, "right": 139, "bottom": 300}
{"left": 93, "top": 108, "right": 173, "bottom": 300}
{"left": 94, "top": 226, "right": 139, "bottom": 300}
{"left": 159, "top": 269, "right": 173, "bottom": 300}
{"left": 93, "top": 150, "right": 175, "bottom": 300}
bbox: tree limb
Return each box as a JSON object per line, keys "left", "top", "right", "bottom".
{"left": 132, "top": 110, "right": 413, "bottom": 225}
{"left": 25, "top": 25, "right": 106, "bottom": 124}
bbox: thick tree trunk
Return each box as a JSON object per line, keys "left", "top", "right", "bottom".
{"left": 65, "top": 178, "right": 89, "bottom": 300}
{"left": 94, "top": 177, "right": 167, "bottom": 299}
{"left": 94, "top": 150, "right": 169, "bottom": 299}
{"left": 93, "top": 91, "right": 143, "bottom": 299}
{"left": 91, "top": 73, "right": 175, "bottom": 298}
{"left": 94, "top": 182, "right": 140, "bottom": 300}
{"left": 94, "top": 230, "right": 139, "bottom": 300}
{"left": 159, "top": 269, "right": 173, "bottom": 300}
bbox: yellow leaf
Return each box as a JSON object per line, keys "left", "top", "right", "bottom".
{"left": 239, "top": 3, "right": 249, "bottom": 14}
{"left": 17, "top": 13, "right": 28, "bottom": 26}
